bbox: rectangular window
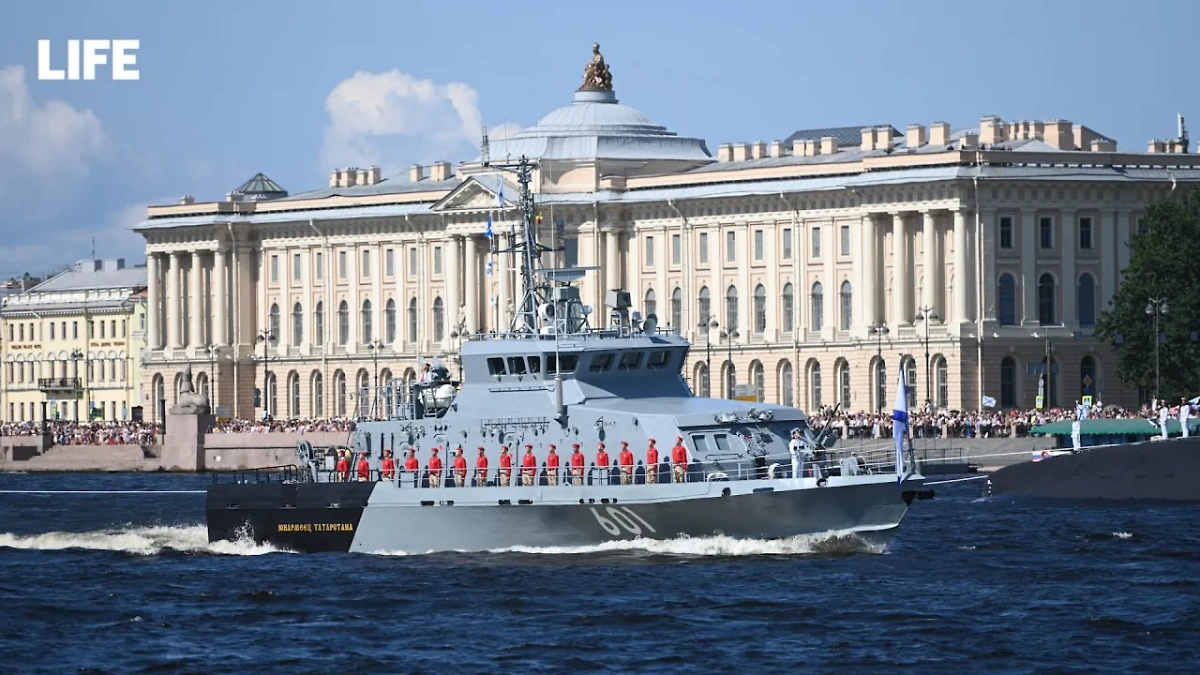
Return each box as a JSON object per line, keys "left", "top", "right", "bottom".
{"left": 811, "top": 226, "right": 821, "bottom": 258}
{"left": 385, "top": 248, "right": 395, "bottom": 276}
{"left": 100, "top": 322, "right": 106, "bottom": 339}
{"left": 270, "top": 255, "right": 279, "bottom": 283}
{"left": 49, "top": 323, "right": 55, "bottom": 340}
{"left": 699, "top": 232, "right": 709, "bottom": 264}
{"left": 338, "top": 251, "right": 347, "bottom": 279}
{"left": 782, "top": 228, "right": 793, "bottom": 259}
{"left": 840, "top": 225, "right": 850, "bottom": 256}
{"left": 565, "top": 238, "right": 579, "bottom": 267}
{"left": 72, "top": 322, "right": 78, "bottom": 339}
{"left": 671, "top": 234, "right": 681, "bottom": 265}
{"left": 753, "top": 229, "right": 764, "bottom": 260}
{"left": 409, "top": 247, "right": 417, "bottom": 275}
{"left": 315, "top": 252, "right": 324, "bottom": 281}
{"left": 433, "top": 246, "right": 443, "bottom": 274}
{"left": 1079, "top": 217, "right": 1093, "bottom": 249}
{"left": 1039, "top": 216, "right": 1054, "bottom": 250}
{"left": 361, "top": 250, "right": 370, "bottom": 277}
{"left": 999, "top": 216, "right": 1014, "bottom": 249}
{"left": 292, "top": 253, "right": 301, "bottom": 282}
{"left": 726, "top": 231, "right": 736, "bottom": 262}
{"left": 645, "top": 236, "right": 655, "bottom": 266}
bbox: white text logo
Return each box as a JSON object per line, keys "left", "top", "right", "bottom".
{"left": 37, "top": 39, "right": 140, "bottom": 81}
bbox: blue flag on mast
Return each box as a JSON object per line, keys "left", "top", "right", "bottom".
{"left": 893, "top": 363, "right": 909, "bottom": 485}
{"left": 485, "top": 213, "right": 493, "bottom": 241}
{"left": 497, "top": 179, "right": 504, "bottom": 209}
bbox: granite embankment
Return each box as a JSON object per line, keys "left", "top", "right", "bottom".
{"left": 1, "top": 431, "right": 1051, "bottom": 473}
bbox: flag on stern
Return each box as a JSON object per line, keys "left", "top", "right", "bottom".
{"left": 893, "top": 363, "right": 909, "bottom": 485}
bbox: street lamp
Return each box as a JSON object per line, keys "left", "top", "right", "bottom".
{"left": 448, "top": 319, "right": 468, "bottom": 381}
{"left": 1031, "top": 331, "right": 1056, "bottom": 409}
{"left": 914, "top": 306, "right": 939, "bottom": 408}
{"left": 696, "top": 315, "right": 718, "bottom": 396}
{"left": 719, "top": 327, "right": 740, "bottom": 398}
{"left": 1146, "top": 297, "right": 1168, "bottom": 403}
{"left": 868, "top": 323, "right": 889, "bottom": 411}
{"left": 69, "top": 348, "right": 83, "bottom": 421}
{"left": 366, "top": 338, "right": 385, "bottom": 420}
{"left": 255, "top": 329, "right": 276, "bottom": 419}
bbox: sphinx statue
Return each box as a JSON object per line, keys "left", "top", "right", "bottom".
{"left": 170, "top": 363, "right": 211, "bottom": 415}
{"left": 578, "top": 42, "right": 614, "bottom": 92}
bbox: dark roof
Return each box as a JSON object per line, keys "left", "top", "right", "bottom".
{"left": 1031, "top": 418, "right": 1194, "bottom": 436}
{"left": 783, "top": 125, "right": 900, "bottom": 147}
{"left": 232, "top": 172, "right": 288, "bottom": 200}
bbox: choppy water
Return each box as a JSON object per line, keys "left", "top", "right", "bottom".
{"left": 0, "top": 472, "right": 1197, "bottom": 674}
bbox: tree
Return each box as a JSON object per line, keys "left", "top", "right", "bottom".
{"left": 1096, "top": 190, "right": 1200, "bottom": 403}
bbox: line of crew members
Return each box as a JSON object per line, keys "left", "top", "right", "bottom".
{"left": 333, "top": 438, "right": 690, "bottom": 487}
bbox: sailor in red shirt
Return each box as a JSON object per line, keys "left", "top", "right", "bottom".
{"left": 403, "top": 449, "right": 419, "bottom": 487}
{"left": 520, "top": 444, "right": 537, "bottom": 486}
{"left": 380, "top": 449, "right": 396, "bottom": 481}
{"left": 671, "top": 436, "right": 688, "bottom": 483}
{"left": 475, "top": 446, "right": 489, "bottom": 487}
{"left": 595, "top": 442, "right": 610, "bottom": 485}
{"left": 356, "top": 452, "right": 371, "bottom": 482}
{"left": 498, "top": 445, "right": 512, "bottom": 487}
{"left": 428, "top": 447, "right": 444, "bottom": 488}
{"left": 569, "top": 443, "right": 585, "bottom": 486}
{"left": 545, "top": 444, "right": 561, "bottom": 485}
{"left": 618, "top": 441, "right": 635, "bottom": 485}
{"left": 452, "top": 446, "right": 468, "bottom": 488}
{"left": 645, "top": 438, "right": 659, "bottom": 484}
{"left": 335, "top": 449, "right": 349, "bottom": 482}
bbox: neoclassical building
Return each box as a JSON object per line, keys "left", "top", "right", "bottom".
{"left": 134, "top": 46, "right": 1200, "bottom": 421}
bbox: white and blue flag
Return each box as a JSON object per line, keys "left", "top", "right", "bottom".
{"left": 893, "top": 363, "right": 909, "bottom": 484}
{"left": 485, "top": 213, "right": 493, "bottom": 241}
{"left": 486, "top": 259, "right": 493, "bottom": 276}
{"left": 497, "top": 179, "right": 505, "bottom": 209}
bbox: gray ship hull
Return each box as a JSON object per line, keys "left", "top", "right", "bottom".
{"left": 207, "top": 474, "right": 923, "bottom": 553}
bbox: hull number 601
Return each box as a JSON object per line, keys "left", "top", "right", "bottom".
{"left": 589, "top": 506, "right": 656, "bottom": 536}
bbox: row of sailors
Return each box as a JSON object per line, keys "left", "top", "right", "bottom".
{"left": 334, "top": 438, "right": 690, "bottom": 486}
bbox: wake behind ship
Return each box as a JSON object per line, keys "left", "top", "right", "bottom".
{"left": 206, "top": 157, "right": 926, "bottom": 554}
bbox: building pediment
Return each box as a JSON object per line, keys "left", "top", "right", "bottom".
{"left": 431, "top": 176, "right": 519, "bottom": 213}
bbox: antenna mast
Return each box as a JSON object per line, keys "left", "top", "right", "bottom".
{"left": 484, "top": 156, "right": 543, "bottom": 334}
{"left": 479, "top": 125, "right": 490, "bottom": 167}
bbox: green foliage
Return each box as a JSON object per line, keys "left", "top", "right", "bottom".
{"left": 1096, "top": 190, "right": 1200, "bottom": 401}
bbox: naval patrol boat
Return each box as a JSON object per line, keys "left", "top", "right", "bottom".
{"left": 206, "top": 156, "right": 928, "bottom": 553}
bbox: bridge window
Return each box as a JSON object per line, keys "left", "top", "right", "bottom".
{"left": 548, "top": 354, "right": 579, "bottom": 373}
{"left": 619, "top": 351, "right": 643, "bottom": 370}
{"left": 713, "top": 433, "right": 731, "bottom": 453}
{"left": 648, "top": 350, "right": 671, "bottom": 369}
{"left": 589, "top": 353, "right": 615, "bottom": 372}
{"left": 487, "top": 357, "right": 506, "bottom": 375}
{"left": 690, "top": 435, "right": 710, "bottom": 455}
{"left": 527, "top": 355, "right": 542, "bottom": 375}
{"left": 507, "top": 357, "right": 528, "bottom": 375}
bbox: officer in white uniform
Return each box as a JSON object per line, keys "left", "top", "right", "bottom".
{"left": 788, "top": 429, "right": 806, "bottom": 478}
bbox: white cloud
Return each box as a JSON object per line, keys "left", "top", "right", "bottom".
{"left": 320, "top": 69, "right": 485, "bottom": 174}
{"left": 489, "top": 122, "right": 523, "bottom": 141}
{"left": 0, "top": 202, "right": 148, "bottom": 278}
{"left": 0, "top": 65, "right": 108, "bottom": 178}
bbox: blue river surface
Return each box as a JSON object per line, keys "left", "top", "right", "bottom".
{"left": 0, "top": 471, "right": 1197, "bottom": 675}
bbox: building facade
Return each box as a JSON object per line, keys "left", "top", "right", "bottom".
{"left": 0, "top": 259, "right": 148, "bottom": 422}
{"left": 133, "top": 47, "right": 1200, "bottom": 420}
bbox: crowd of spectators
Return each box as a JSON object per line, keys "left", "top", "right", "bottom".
{"left": 206, "top": 418, "right": 357, "bottom": 434}
{"left": 805, "top": 402, "right": 1150, "bottom": 440}
{"left": 0, "top": 420, "right": 160, "bottom": 446}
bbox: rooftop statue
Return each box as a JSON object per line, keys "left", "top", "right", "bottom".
{"left": 170, "top": 363, "right": 211, "bottom": 415}
{"left": 578, "top": 42, "right": 613, "bottom": 92}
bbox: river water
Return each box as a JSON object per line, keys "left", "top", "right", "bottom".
{"left": 0, "top": 472, "right": 1196, "bottom": 674}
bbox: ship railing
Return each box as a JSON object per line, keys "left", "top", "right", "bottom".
{"left": 211, "top": 465, "right": 305, "bottom": 485}
{"left": 464, "top": 326, "right": 678, "bottom": 342}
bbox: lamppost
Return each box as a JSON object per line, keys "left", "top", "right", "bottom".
{"left": 255, "top": 328, "right": 276, "bottom": 419}
{"left": 448, "top": 318, "right": 468, "bottom": 381}
{"left": 914, "top": 306, "right": 939, "bottom": 408}
{"left": 1146, "top": 297, "right": 1168, "bottom": 403}
{"left": 1031, "top": 331, "right": 1055, "bottom": 409}
{"left": 868, "top": 322, "right": 889, "bottom": 411}
{"left": 696, "top": 315, "right": 718, "bottom": 396}
{"left": 205, "top": 344, "right": 219, "bottom": 410}
{"left": 720, "top": 327, "right": 740, "bottom": 398}
{"left": 69, "top": 348, "right": 83, "bottom": 421}
{"left": 367, "top": 338, "right": 384, "bottom": 420}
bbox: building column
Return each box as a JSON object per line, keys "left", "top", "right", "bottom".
{"left": 166, "top": 252, "right": 181, "bottom": 348}
{"left": 189, "top": 253, "right": 204, "bottom": 347}
{"left": 981, "top": 209, "right": 997, "bottom": 323}
{"left": 952, "top": 209, "right": 970, "bottom": 324}
{"left": 464, "top": 235, "right": 478, "bottom": 334}
{"left": 1100, "top": 210, "right": 1117, "bottom": 309}
{"left": 891, "top": 212, "right": 910, "bottom": 327}
{"left": 446, "top": 235, "right": 461, "bottom": 345}
{"left": 1060, "top": 208, "right": 1076, "bottom": 326}
{"left": 1116, "top": 209, "right": 1132, "bottom": 286}
{"left": 605, "top": 228, "right": 621, "bottom": 290}
{"left": 921, "top": 210, "right": 938, "bottom": 319}
{"left": 213, "top": 248, "right": 227, "bottom": 346}
{"left": 146, "top": 254, "right": 161, "bottom": 349}
{"left": 822, "top": 221, "right": 835, "bottom": 334}
{"left": 861, "top": 214, "right": 877, "bottom": 327}
{"left": 1020, "top": 208, "right": 1037, "bottom": 325}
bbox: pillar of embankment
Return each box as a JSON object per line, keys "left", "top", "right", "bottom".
{"left": 159, "top": 365, "right": 213, "bottom": 472}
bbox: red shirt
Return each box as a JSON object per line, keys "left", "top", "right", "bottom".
{"left": 356, "top": 458, "right": 370, "bottom": 480}
{"left": 404, "top": 456, "right": 419, "bottom": 471}
{"left": 428, "top": 455, "right": 443, "bottom": 472}
{"left": 453, "top": 455, "right": 467, "bottom": 476}
{"left": 381, "top": 457, "right": 395, "bottom": 477}
{"left": 336, "top": 457, "right": 349, "bottom": 474}
{"left": 596, "top": 451, "right": 610, "bottom": 467}
{"left": 619, "top": 449, "right": 634, "bottom": 468}
{"left": 547, "top": 452, "right": 560, "bottom": 468}
{"left": 647, "top": 446, "right": 659, "bottom": 465}
{"left": 476, "top": 454, "right": 489, "bottom": 470}
{"left": 570, "top": 451, "right": 585, "bottom": 468}
{"left": 521, "top": 453, "right": 537, "bottom": 473}
{"left": 500, "top": 453, "right": 512, "bottom": 472}
{"left": 671, "top": 444, "right": 688, "bottom": 468}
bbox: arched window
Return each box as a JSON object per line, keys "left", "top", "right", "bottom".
{"left": 753, "top": 284, "right": 767, "bottom": 334}
{"left": 1000, "top": 357, "right": 1017, "bottom": 408}
{"left": 334, "top": 370, "right": 346, "bottom": 417}
{"left": 724, "top": 285, "right": 738, "bottom": 330}
{"left": 695, "top": 362, "right": 710, "bottom": 397}
{"left": 840, "top": 280, "right": 853, "bottom": 331}
{"left": 935, "top": 357, "right": 949, "bottom": 409}
{"left": 808, "top": 360, "right": 822, "bottom": 411}
{"left": 904, "top": 357, "right": 918, "bottom": 409}
{"left": 697, "top": 286, "right": 711, "bottom": 325}
{"left": 407, "top": 297, "right": 418, "bottom": 342}
{"left": 750, "top": 360, "right": 764, "bottom": 402}
{"left": 288, "top": 371, "right": 300, "bottom": 418}
{"left": 337, "top": 301, "right": 349, "bottom": 346}
{"left": 1080, "top": 355, "right": 1097, "bottom": 397}
{"left": 644, "top": 289, "right": 657, "bottom": 318}
{"left": 998, "top": 274, "right": 1017, "bottom": 326}
{"left": 1038, "top": 273, "right": 1057, "bottom": 326}
{"left": 810, "top": 282, "right": 823, "bottom": 331}
{"left": 1078, "top": 274, "right": 1096, "bottom": 327}
{"left": 357, "top": 369, "right": 370, "bottom": 401}
{"left": 838, "top": 360, "right": 851, "bottom": 409}
{"left": 313, "top": 301, "right": 324, "bottom": 346}
{"left": 779, "top": 361, "right": 794, "bottom": 407}
{"left": 432, "top": 297, "right": 445, "bottom": 342}
{"left": 670, "top": 287, "right": 682, "bottom": 330}
{"left": 723, "top": 361, "right": 736, "bottom": 399}
{"left": 360, "top": 299, "right": 372, "bottom": 344}
{"left": 874, "top": 359, "right": 887, "bottom": 412}
{"left": 265, "top": 371, "right": 277, "bottom": 419}
{"left": 311, "top": 371, "right": 324, "bottom": 418}
{"left": 385, "top": 299, "right": 397, "bottom": 343}
{"left": 781, "top": 282, "right": 794, "bottom": 333}
{"left": 291, "top": 302, "right": 303, "bottom": 346}
{"left": 268, "top": 303, "right": 280, "bottom": 340}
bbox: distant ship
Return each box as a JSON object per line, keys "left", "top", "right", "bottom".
{"left": 206, "top": 157, "right": 929, "bottom": 553}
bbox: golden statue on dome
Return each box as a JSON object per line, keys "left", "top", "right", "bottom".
{"left": 578, "top": 42, "right": 613, "bottom": 92}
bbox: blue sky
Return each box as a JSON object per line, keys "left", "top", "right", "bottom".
{"left": 1, "top": 0, "right": 1197, "bottom": 278}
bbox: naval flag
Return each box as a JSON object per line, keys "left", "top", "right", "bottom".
{"left": 893, "top": 363, "right": 909, "bottom": 485}
{"left": 497, "top": 179, "right": 505, "bottom": 209}
{"left": 485, "top": 213, "right": 493, "bottom": 241}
